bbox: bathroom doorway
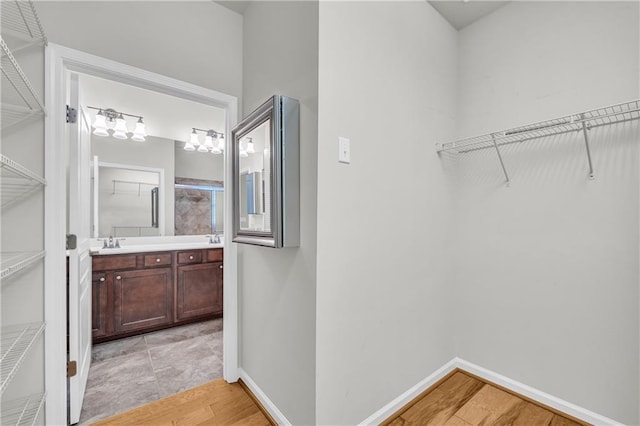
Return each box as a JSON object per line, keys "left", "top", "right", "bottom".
{"left": 45, "top": 44, "right": 239, "bottom": 426}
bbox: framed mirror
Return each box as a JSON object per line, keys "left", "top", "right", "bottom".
{"left": 232, "top": 95, "right": 299, "bottom": 248}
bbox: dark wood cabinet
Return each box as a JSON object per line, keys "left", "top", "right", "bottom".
{"left": 176, "top": 261, "right": 223, "bottom": 321}
{"left": 91, "top": 272, "right": 108, "bottom": 339}
{"left": 92, "top": 248, "right": 223, "bottom": 343}
{"left": 113, "top": 268, "right": 172, "bottom": 333}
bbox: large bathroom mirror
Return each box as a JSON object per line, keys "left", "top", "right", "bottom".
{"left": 83, "top": 73, "right": 226, "bottom": 239}
{"left": 232, "top": 95, "right": 299, "bottom": 248}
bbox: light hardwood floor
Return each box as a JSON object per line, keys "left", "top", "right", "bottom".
{"left": 92, "top": 379, "right": 272, "bottom": 426}
{"left": 384, "top": 371, "right": 588, "bottom": 426}
{"left": 93, "top": 370, "right": 587, "bottom": 425}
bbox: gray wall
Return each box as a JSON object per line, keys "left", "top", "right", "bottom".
{"left": 240, "top": 2, "right": 318, "bottom": 424}
{"left": 453, "top": 2, "right": 639, "bottom": 424}
{"left": 315, "top": 2, "right": 457, "bottom": 424}
{"left": 174, "top": 142, "right": 224, "bottom": 181}
{"left": 35, "top": 1, "right": 243, "bottom": 101}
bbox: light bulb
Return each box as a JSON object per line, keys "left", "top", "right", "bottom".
{"left": 204, "top": 131, "right": 215, "bottom": 149}
{"left": 184, "top": 129, "right": 197, "bottom": 151}
{"left": 92, "top": 110, "right": 109, "bottom": 137}
{"left": 131, "top": 117, "right": 146, "bottom": 142}
{"left": 246, "top": 139, "right": 255, "bottom": 154}
{"left": 189, "top": 129, "right": 199, "bottom": 145}
{"left": 112, "top": 113, "right": 128, "bottom": 139}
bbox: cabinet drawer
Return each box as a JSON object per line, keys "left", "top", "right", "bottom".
{"left": 93, "top": 254, "right": 137, "bottom": 271}
{"left": 206, "top": 249, "right": 223, "bottom": 262}
{"left": 143, "top": 253, "right": 172, "bottom": 267}
{"left": 177, "top": 251, "right": 202, "bottom": 264}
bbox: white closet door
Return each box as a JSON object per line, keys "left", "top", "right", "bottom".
{"left": 68, "top": 72, "right": 93, "bottom": 424}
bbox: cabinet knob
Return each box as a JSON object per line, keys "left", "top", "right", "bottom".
{"left": 99, "top": 277, "right": 105, "bottom": 282}
{"left": 219, "top": 265, "right": 223, "bottom": 269}
{"left": 116, "top": 275, "right": 122, "bottom": 280}
{"left": 189, "top": 255, "right": 194, "bottom": 260}
{"left": 156, "top": 258, "right": 161, "bottom": 263}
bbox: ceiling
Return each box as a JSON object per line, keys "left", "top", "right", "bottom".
{"left": 428, "top": 1, "right": 510, "bottom": 30}
{"left": 80, "top": 74, "right": 226, "bottom": 143}
{"left": 216, "top": 1, "right": 509, "bottom": 31}
{"left": 216, "top": 1, "right": 249, "bottom": 15}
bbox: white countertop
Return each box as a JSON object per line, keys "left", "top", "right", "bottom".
{"left": 90, "top": 236, "right": 223, "bottom": 255}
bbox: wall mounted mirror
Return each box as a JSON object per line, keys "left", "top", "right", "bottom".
{"left": 232, "top": 95, "right": 299, "bottom": 248}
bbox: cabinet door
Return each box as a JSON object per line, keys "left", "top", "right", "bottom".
{"left": 92, "top": 272, "right": 109, "bottom": 339}
{"left": 176, "top": 262, "right": 223, "bottom": 321}
{"left": 113, "top": 268, "right": 172, "bottom": 333}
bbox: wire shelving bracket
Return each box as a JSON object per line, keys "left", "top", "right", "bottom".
{"left": 436, "top": 99, "right": 640, "bottom": 184}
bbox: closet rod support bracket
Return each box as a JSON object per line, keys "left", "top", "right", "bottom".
{"left": 491, "top": 134, "right": 510, "bottom": 186}
{"left": 580, "top": 114, "right": 595, "bottom": 180}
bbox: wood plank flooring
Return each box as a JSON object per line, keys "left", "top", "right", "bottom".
{"left": 93, "top": 370, "right": 587, "bottom": 426}
{"left": 384, "top": 371, "right": 589, "bottom": 426}
{"left": 92, "top": 378, "right": 272, "bottom": 426}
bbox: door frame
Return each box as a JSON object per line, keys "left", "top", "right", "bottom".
{"left": 44, "top": 43, "right": 239, "bottom": 426}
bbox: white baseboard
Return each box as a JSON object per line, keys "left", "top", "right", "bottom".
{"left": 455, "top": 358, "right": 623, "bottom": 426}
{"left": 359, "top": 357, "right": 623, "bottom": 426}
{"left": 238, "top": 368, "right": 292, "bottom": 425}
{"left": 358, "top": 358, "right": 459, "bottom": 425}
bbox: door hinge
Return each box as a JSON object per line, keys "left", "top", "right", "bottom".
{"left": 66, "top": 105, "right": 77, "bottom": 123}
{"left": 66, "top": 234, "right": 77, "bottom": 250}
{"left": 67, "top": 360, "right": 77, "bottom": 378}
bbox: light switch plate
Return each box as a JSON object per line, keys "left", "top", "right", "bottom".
{"left": 338, "top": 137, "right": 350, "bottom": 164}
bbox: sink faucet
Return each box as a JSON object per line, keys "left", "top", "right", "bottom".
{"left": 98, "top": 236, "right": 124, "bottom": 249}
{"left": 208, "top": 233, "right": 221, "bottom": 244}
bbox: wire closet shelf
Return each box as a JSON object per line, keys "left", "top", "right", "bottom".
{"left": 0, "top": 322, "right": 46, "bottom": 396}
{"left": 1, "top": 0, "right": 47, "bottom": 132}
{"left": 436, "top": 100, "right": 640, "bottom": 184}
{"left": 0, "top": 392, "right": 46, "bottom": 426}
{"left": 1, "top": 154, "right": 47, "bottom": 209}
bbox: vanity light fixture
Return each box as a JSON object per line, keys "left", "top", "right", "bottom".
{"left": 88, "top": 106, "right": 147, "bottom": 141}
{"left": 184, "top": 128, "right": 225, "bottom": 154}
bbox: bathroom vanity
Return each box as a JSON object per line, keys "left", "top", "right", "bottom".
{"left": 91, "top": 246, "right": 223, "bottom": 343}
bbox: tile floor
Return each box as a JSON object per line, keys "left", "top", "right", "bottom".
{"left": 78, "top": 319, "right": 223, "bottom": 425}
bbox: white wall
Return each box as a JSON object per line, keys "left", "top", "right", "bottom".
{"left": 316, "top": 2, "right": 457, "bottom": 424}
{"left": 453, "top": 2, "right": 639, "bottom": 424}
{"left": 92, "top": 135, "right": 175, "bottom": 236}
{"left": 240, "top": 2, "right": 318, "bottom": 424}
